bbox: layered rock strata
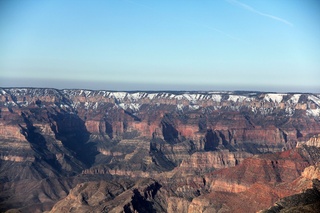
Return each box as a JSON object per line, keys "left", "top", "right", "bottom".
{"left": 0, "top": 88, "right": 320, "bottom": 212}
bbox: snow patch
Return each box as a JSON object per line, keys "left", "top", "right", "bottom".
{"left": 147, "top": 93, "right": 157, "bottom": 100}
{"left": 19, "top": 101, "right": 29, "bottom": 107}
{"left": 177, "top": 104, "right": 184, "bottom": 111}
{"left": 264, "top": 94, "right": 284, "bottom": 103}
{"left": 211, "top": 94, "right": 222, "bottom": 102}
{"left": 60, "top": 104, "right": 69, "bottom": 108}
{"left": 112, "top": 92, "right": 127, "bottom": 100}
{"left": 308, "top": 95, "right": 320, "bottom": 107}
{"left": 84, "top": 102, "right": 89, "bottom": 109}
{"left": 178, "top": 94, "right": 200, "bottom": 102}
{"left": 289, "top": 94, "right": 301, "bottom": 104}
{"left": 189, "top": 105, "right": 200, "bottom": 110}
{"left": 93, "top": 102, "right": 99, "bottom": 109}
{"left": 285, "top": 107, "right": 294, "bottom": 116}
{"left": 307, "top": 108, "right": 320, "bottom": 117}
{"left": 129, "top": 93, "right": 144, "bottom": 101}
{"left": 0, "top": 89, "right": 7, "bottom": 95}
{"left": 228, "top": 95, "right": 246, "bottom": 102}
{"left": 118, "top": 103, "right": 141, "bottom": 111}
{"left": 84, "top": 91, "right": 92, "bottom": 97}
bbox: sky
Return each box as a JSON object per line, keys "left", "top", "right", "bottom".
{"left": 0, "top": 0, "right": 319, "bottom": 92}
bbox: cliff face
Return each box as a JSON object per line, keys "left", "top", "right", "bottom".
{"left": 0, "top": 88, "right": 320, "bottom": 212}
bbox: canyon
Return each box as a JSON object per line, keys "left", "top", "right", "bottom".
{"left": 0, "top": 88, "right": 320, "bottom": 212}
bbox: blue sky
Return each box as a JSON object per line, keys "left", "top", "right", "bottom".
{"left": 0, "top": 0, "right": 319, "bottom": 92}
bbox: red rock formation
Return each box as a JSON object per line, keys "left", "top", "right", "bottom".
{"left": 1, "top": 88, "right": 320, "bottom": 212}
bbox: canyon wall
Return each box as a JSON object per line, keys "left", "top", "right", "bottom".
{"left": 0, "top": 88, "right": 320, "bottom": 212}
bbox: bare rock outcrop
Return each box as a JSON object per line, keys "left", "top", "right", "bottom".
{"left": 49, "top": 178, "right": 165, "bottom": 213}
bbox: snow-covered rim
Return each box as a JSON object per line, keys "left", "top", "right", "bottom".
{"left": 1, "top": 88, "right": 320, "bottom": 115}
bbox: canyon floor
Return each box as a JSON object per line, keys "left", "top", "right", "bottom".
{"left": 1, "top": 88, "right": 320, "bottom": 213}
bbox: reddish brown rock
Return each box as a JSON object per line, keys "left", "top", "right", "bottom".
{"left": 1, "top": 88, "right": 320, "bottom": 212}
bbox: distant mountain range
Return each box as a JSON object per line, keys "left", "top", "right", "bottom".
{"left": 1, "top": 87, "right": 320, "bottom": 212}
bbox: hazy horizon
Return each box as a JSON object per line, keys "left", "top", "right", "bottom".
{"left": 1, "top": 77, "right": 319, "bottom": 93}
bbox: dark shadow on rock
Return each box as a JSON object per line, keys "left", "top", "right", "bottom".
{"left": 105, "top": 120, "right": 113, "bottom": 139}
{"left": 204, "top": 129, "right": 219, "bottom": 151}
{"left": 20, "top": 112, "right": 62, "bottom": 173}
{"left": 49, "top": 111, "right": 98, "bottom": 167}
{"left": 124, "top": 188, "right": 157, "bottom": 213}
{"left": 150, "top": 139, "right": 176, "bottom": 171}
{"left": 161, "top": 115, "right": 179, "bottom": 145}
